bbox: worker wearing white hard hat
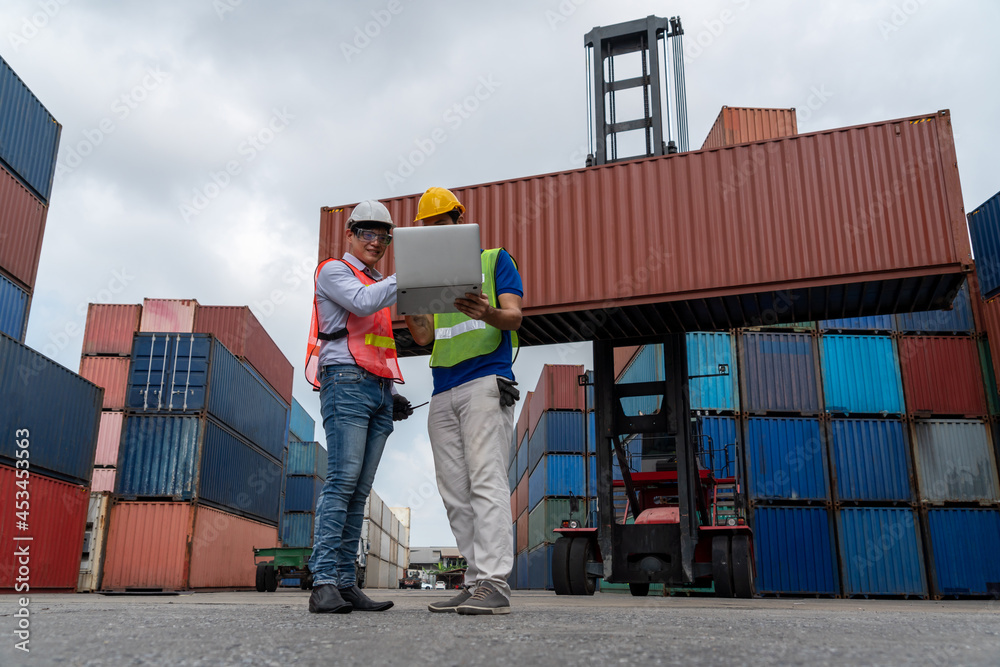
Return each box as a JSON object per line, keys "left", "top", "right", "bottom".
{"left": 304, "top": 199, "right": 412, "bottom": 614}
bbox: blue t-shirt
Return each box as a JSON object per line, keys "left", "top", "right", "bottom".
{"left": 431, "top": 249, "right": 523, "bottom": 395}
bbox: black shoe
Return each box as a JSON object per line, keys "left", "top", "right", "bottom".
{"left": 309, "top": 584, "right": 352, "bottom": 614}
{"left": 339, "top": 585, "right": 394, "bottom": 612}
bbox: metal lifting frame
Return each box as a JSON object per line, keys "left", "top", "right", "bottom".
{"left": 584, "top": 15, "right": 688, "bottom": 166}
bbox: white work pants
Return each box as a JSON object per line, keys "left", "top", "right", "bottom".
{"left": 428, "top": 374, "right": 514, "bottom": 599}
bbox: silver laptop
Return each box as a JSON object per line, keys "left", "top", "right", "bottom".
{"left": 394, "top": 224, "right": 483, "bottom": 316}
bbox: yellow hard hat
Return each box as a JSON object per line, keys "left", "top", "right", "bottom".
{"left": 415, "top": 187, "right": 465, "bottom": 222}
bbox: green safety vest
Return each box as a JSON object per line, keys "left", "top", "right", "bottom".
{"left": 429, "top": 248, "right": 519, "bottom": 368}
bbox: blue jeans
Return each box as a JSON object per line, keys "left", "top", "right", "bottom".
{"left": 309, "top": 365, "right": 394, "bottom": 587}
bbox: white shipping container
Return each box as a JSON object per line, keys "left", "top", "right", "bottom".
{"left": 365, "top": 556, "right": 381, "bottom": 589}
{"left": 78, "top": 492, "right": 112, "bottom": 592}
{"left": 381, "top": 504, "right": 392, "bottom": 532}
{"left": 397, "top": 544, "right": 406, "bottom": 567}
{"left": 380, "top": 530, "right": 391, "bottom": 563}
{"left": 390, "top": 506, "right": 411, "bottom": 530}
{"left": 378, "top": 557, "right": 391, "bottom": 589}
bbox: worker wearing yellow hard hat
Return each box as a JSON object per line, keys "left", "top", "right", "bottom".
{"left": 406, "top": 187, "right": 523, "bottom": 616}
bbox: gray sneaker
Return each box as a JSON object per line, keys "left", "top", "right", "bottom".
{"left": 427, "top": 588, "right": 472, "bottom": 613}
{"left": 455, "top": 582, "right": 510, "bottom": 615}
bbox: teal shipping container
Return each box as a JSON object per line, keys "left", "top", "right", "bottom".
{"left": 687, "top": 332, "right": 738, "bottom": 412}
{"left": 820, "top": 335, "right": 904, "bottom": 415}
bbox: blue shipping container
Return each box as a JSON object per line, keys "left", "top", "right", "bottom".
{"left": 0, "top": 56, "right": 61, "bottom": 203}
{"left": 687, "top": 332, "right": 738, "bottom": 412}
{"left": 516, "top": 433, "right": 528, "bottom": 482}
{"left": 289, "top": 398, "right": 315, "bottom": 443}
{"left": 516, "top": 551, "right": 529, "bottom": 589}
{"left": 529, "top": 454, "right": 586, "bottom": 511}
{"left": 926, "top": 508, "right": 1000, "bottom": 596}
{"left": 0, "top": 273, "right": 29, "bottom": 342}
{"left": 820, "top": 335, "right": 904, "bottom": 415}
{"left": 741, "top": 333, "right": 820, "bottom": 413}
{"left": 280, "top": 512, "right": 315, "bottom": 548}
{"left": 117, "top": 414, "right": 282, "bottom": 524}
{"left": 895, "top": 279, "right": 975, "bottom": 334}
{"left": 508, "top": 458, "right": 517, "bottom": 493}
{"left": 838, "top": 508, "right": 925, "bottom": 596}
{"left": 128, "top": 333, "right": 288, "bottom": 461}
{"left": 746, "top": 417, "right": 829, "bottom": 501}
{"left": 527, "top": 544, "right": 554, "bottom": 589}
{"left": 0, "top": 332, "right": 102, "bottom": 485}
{"left": 587, "top": 411, "right": 595, "bottom": 453}
{"left": 819, "top": 315, "right": 895, "bottom": 332}
{"left": 286, "top": 441, "right": 327, "bottom": 478}
{"left": 754, "top": 506, "right": 839, "bottom": 594}
{"left": 617, "top": 345, "right": 663, "bottom": 416}
{"left": 283, "top": 475, "right": 324, "bottom": 513}
{"left": 698, "top": 416, "right": 738, "bottom": 478}
{"left": 968, "top": 191, "right": 1000, "bottom": 300}
{"left": 831, "top": 420, "right": 912, "bottom": 502}
{"left": 527, "top": 410, "right": 584, "bottom": 474}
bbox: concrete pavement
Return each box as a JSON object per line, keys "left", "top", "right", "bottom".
{"left": 1, "top": 589, "right": 998, "bottom": 666}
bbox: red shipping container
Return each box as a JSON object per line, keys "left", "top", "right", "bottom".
{"left": 516, "top": 391, "right": 533, "bottom": 446}
{"left": 614, "top": 346, "right": 641, "bottom": 381}
{"left": 899, "top": 336, "right": 987, "bottom": 416}
{"left": 102, "top": 501, "right": 278, "bottom": 591}
{"left": 529, "top": 365, "right": 584, "bottom": 438}
{"left": 139, "top": 298, "right": 198, "bottom": 333}
{"left": 515, "top": 476, "right": 528, "bottom": 517}
{"left": 516, "top": 510, "right": 528, "bottom": 554}
{"left": 0, "top": 161, "right": 47, "bottom": 291}
{"left": 94, "top": 411, "right": 124, "bottom": 466}
{"left": 82, "top": 304, "right": 142, "bottom": 356}
{"left": 970, "top": 268, "right": 1000, "bottom": 392}
{"left": 92, "top": 468, "right": 116, "bottom": 493}
{"left": 0, "top": 464, "right": 89, "bottom": 592}
{"left": 193, "top": 306, "right": 293, "bottom": 406}
{"left": 321, "top": 111, "right": 970, "bottom": 348}
{"left": 78, "top": 357, "right": 130, "bottom": 409}
{"left": 701, "top": 106, "right": 798, "bottom": 150}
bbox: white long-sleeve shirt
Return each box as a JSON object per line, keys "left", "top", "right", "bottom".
{"left": 316, "top": 252, "right": 397, "bottom": 369}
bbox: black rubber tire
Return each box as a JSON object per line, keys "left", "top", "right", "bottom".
{"left": 551, "top": 537, "right": 573, "bottom": 595}
{"left": 255, "top": 564, "right": 267, "bottom": 593}
{"left": 264, "top": 565, "right": 278, "bottom": 592}
{"left": 629, "top": 582, "right": 650, "bottom": 597}
{"left": 568, "top": 538, "right": 596, "bottom": 596}
{"left": 731, "top": 534, "right": 755, "bottom": 599}
{"left": 712, "top": 535, "right": 734, "bottom": 598}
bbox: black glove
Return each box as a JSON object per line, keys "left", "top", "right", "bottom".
{"left": 497, "top": 378, "right": 520, "bottom": 408}
{"left": 393, "top": 394, "right": 414, "bottom": 421}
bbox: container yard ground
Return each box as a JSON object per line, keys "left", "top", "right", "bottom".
{"left": 2, "top": 590, "right": 998, "bottom": 666}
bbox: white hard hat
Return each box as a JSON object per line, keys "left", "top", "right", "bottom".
{"left": 346, "top": 199, "right": 394, "bottom": 230}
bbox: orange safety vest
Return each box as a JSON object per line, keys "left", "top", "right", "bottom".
{"left": 305, "top": 258, "right": 403, "bottom": 389}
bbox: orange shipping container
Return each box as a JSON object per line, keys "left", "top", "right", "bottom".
{"left": 78, "top": 357, "right": 130, "bottom": 409}
{"left": 0, "top": 161, "right": 48, "bottom": 291}
{"left": 515, "top": 475, "right": 528, "bottom": 517}
{"left": 516, "top": 510, "right": 528, "bottom": 554}
{"left": 701, "top": 106, "right": 798, "bottom": 150}
{"left": 899, "top": 336, "right": 987, "bottom": 416}
{"left": 516, "top": 391, "right": 533, "bottom": 446}
{"left": 321, "top": 111, "right": 969, "bottom": 349}
{"left": 82, "top": 304, "right": 142, "bottom": 356}
{"left": 139, "top": 298, "right": 198, "bottom": 333}
{"left": 94, "top": 411, "right": 124, "bottom": 466}
{"left": 529, "top": 365, "right": 585, "bottom": 437}
{"left": 0, "top": 464, "right": 89, "bottom": 592}
{"left": 102, "top": 501, "right": 278, "bottom": 591}
{"left": 510, "top": 491, "right": 517, "bottom": 523}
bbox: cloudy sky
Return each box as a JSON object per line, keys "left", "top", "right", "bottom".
{"left": 7, "top": 0, "right": 1000, "bottom": 546}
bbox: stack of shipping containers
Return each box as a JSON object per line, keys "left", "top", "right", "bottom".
{"left": 84, "top": 301, "right": 293, "bottom": 591}
{"left": 0, "top": 57, "right": 105, "bottom": 594}
{"left": 363, "top": 490, "right": 411, "bottom": 589}
{"left": 510, "top": 366, "right": 592, "bottom": 590}
{"left": 279, "top": 399, "right": 321, "bottom": 550}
